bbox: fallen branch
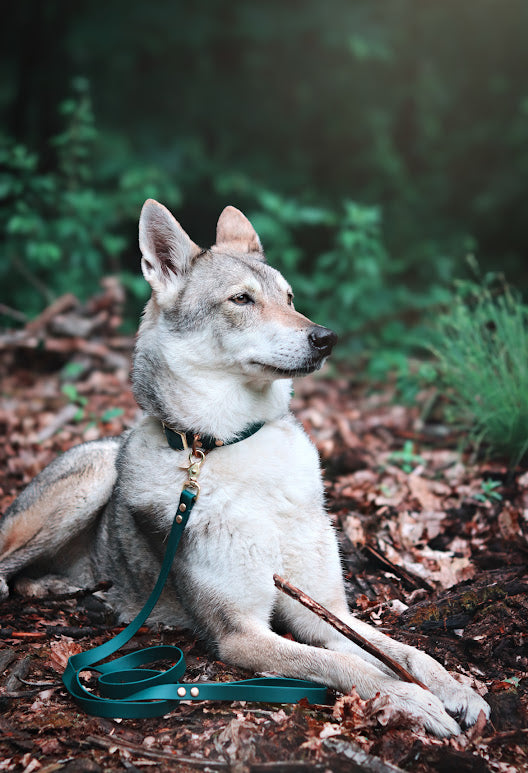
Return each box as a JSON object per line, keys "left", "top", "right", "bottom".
{"left": 86, "top": 735, "right": 228, "bottom": 768}
{"left": 362, "top": 543, "right": 434, "bottom": 592}
{"left": 0, "top": 630, "right": 47, "bottom": 640}
{"left": 25, "top": 293, "right": 78, "bottom": 334}
{"left": 35, "top": 403, "right": 80, "bottom": 442}
{"left": 273, "top": 574, "right": 427, "bottom": 689}
{"left": 0, "top": 303, "right": 28, "bottom": 324}
{"left": 322, "top": 736, "right": 406, "bottom": 773}
{"left": 30, "top": 579, "right": 113, "bottom": 602}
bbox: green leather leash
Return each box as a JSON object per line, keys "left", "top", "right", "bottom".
{"left": 62, "top": 460, "right": 328, "bottom": 718}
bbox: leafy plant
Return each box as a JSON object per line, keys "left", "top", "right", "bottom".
{"left": 474, "top": 480, "right": 503, "bottom": 504}
{"left": 388, "top": 440, "right": 425, "bottom": 474}
{"left": 241, "top": 189, "right": 453, "bottom": 357}
{"left": 0, "top": 78, "right": 181, "bottom": 323}
{"left": 431, "top": 278, "right": 528, "bottom": 467}
{"left": 61, "top": 382, "right": 124, "bottom": 427}
{"left": 61, "top": 383, "right": 88, "bottom": 422}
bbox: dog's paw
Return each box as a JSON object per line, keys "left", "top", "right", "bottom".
{"left": 438, "top": 682, "right": 490, "bottom": 728}
{"left": 392, "top": 682, "right": 462, "bottom": 738}
{"left": 77, "top": 594, "right": 117, "bottom": 626}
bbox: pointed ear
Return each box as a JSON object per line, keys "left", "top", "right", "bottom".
{"left": 139, "top": 199, "right": 201, "bottom": 293}
{"left": 216, "top": 206, "right": 263, "bottom": 255}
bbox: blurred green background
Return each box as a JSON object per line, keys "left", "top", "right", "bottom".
{"left": 1, "top": 0, "right": 527, "bottom": 359}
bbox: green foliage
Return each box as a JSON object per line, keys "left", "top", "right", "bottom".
{"left": 2, "top": 1, "right": 528, "bottom": 298}
{"left": 0, "top": 78, "right": 180, "bottom": 320}
{"left": 61, "top": 382, "right": 87, "bottom": 422}
{"left": 61, "top": 380, "right": 124, "bottom": 427}
{"left": 100, "top": 407, "right": 125, "bottom": 423}
{"left": 474, "top": 480, "right": 503, "bottom": 504}
{"left": 388, "top": 440, "right": 426, "bottom": 474}
{"left": 1, "top": 2, "right": 527, "bottom": 351}
{"left": 242, "top": 189, "right": 453, "bottom": 355}
{"left": 430, "top": 278, "right": 528, "bottom": 467}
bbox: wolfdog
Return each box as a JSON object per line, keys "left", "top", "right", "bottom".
{"left": 0, "top": 200, "right": 488, "bottom": 735}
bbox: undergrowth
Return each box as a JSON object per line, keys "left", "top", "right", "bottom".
{"left": 0, "top": 78, "right": 180, "bottom": 323}
{"left": 428, "top": 276, "right": 528, "bottom": 467}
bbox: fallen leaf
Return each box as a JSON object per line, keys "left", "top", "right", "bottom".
{"left": 408, "top": 474, "right": 443, "bottom": 511}
{"left": 48, "top": 637, "right": 83, "bottom": 673}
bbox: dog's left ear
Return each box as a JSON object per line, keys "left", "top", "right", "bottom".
{"left": 216, "top": 206, "right": 264, "bottom": 257}
{"left": 139, "top": 199, "right": 202, "bottom": 295}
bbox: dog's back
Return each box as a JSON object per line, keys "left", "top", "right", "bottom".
{"left": 0, "top": 437, "right": 120, "bottom": 598}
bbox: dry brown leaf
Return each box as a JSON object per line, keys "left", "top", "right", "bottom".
{"left": 408, "top": 474, "right": 443, "bottom": 511}
{"left": 498, "top": 504, "right": 522, "bottom": 541}
{"left": 342, "top": 514, "right": 365, "bottom": 546}
{"left": 48, "top": 637, "right": 83, "bottom": 673}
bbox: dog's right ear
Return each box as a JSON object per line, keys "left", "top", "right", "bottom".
{"left": 139, "top": 199, "right": 201, "bottom": 294}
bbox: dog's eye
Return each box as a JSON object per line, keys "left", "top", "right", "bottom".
{"left": 287, "top": 292, "right": 294, "bottom": 306}
{"left": 230, "top": 293, "right": 253, "bottom": 305}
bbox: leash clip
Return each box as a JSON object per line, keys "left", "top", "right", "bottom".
{"left": 182, "top": 448, "right": 205, "bottom": 497}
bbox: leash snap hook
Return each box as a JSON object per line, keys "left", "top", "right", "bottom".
{"left": 187, "top": 448, "right": 205, "bottom": 479}
{"left": 183, "top": 448, "right": 205, "bottom": 498}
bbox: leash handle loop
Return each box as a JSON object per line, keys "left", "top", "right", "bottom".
{"left": 62, "top": 487, "right": 328, "bottom": 718}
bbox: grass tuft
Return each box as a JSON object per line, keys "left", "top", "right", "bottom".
{"left": 432, "top": 280, "right": 528, "bottom": 467}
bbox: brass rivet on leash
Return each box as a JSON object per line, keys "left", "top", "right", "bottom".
{"left": 176, "top": 515, "right": 183, "bottom": 524}
{"left": 177, "top": 687, "right": 186, "bottom": 697}
{"left": 179, "top": 503, "right": 186, "bottom": 512}
{"left": 190, "top": 687, "right": 200, "bottom": 697}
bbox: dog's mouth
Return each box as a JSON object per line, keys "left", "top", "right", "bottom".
{"left": 250, "top": 359, "right": 325, "bottom": 377}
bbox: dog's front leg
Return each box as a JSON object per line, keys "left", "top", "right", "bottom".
{"left": 299, "top": 603, "right": 490, "bottom": 729}
{"left": 217, "top": 621, "right": 462, "bottom": 738}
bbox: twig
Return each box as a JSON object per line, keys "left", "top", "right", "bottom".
{"left": 29, "top": 579, "right": 113, "bottom": 602}
{"left": 273, "top": 574, "right": 428, "bottom": 690}
{"left": 0, "top": 303, "right": 28, "bottom": 324}
{"left": 85, "top": 735, "right": 228, "bottom": 768}
{"left": 36, "top": 403, "right": 80, "bottom": 442}
{"left": 0, "top": 630, "right": 47, "bottom": 640}
{"left": 483, "top": 727, "right": 528, "bottom": 746}
{"left": 25, "top": 293, "right": 78, "bottom": 334}
{"left": 362, "top": 543, "right": 434, "bottom": 592}
{"left": 322, "top": 737, "right": 407, "bottom": 773}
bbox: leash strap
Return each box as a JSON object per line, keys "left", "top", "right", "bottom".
{"left": 62, "top": 487, "right": 328, "bottom": 718}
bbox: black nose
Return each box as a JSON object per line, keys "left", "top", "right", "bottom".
{"left": 308, "top": 326, "right": 338, "bottom": 356}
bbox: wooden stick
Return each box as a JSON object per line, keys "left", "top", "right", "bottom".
{"left": 362, "top": 543, "right": 434, "bottom": 592}
{"left": 273, "top": 574, "right": 428, "bottom": 690}
{"left": 86, "top": 735, "right": 228, "bottom": 768}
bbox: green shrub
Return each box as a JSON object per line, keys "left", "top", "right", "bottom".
{"left": 241, "top": 188, "right": 453, "bottom": 357}
{"left": 0, "top": 78, "right": 181, "bottom": 323}
{"left": 430, "top": 278, "right": 528, "bottom": 467}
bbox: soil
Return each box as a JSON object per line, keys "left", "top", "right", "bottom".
{"left": 0, "top": 285, "right": 526, "bottom": 772}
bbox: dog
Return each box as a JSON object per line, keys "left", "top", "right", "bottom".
{"left": 0, "top": 199, "right": 489, "bottom": 736}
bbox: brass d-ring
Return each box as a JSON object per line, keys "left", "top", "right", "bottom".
{"left": 185, "top": 480, "right": 201, "bottom": 498}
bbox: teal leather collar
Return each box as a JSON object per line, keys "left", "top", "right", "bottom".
{"left": 163, "top": 421, "right": 265, "bottom": 452}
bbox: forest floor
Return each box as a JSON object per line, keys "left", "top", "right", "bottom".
{"left": 0, "top": 283, "right": 526, "bottom": 773}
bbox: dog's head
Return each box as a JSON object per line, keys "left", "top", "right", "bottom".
{"left": 136, "top": 199, "right": 337, "bottom": 386}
